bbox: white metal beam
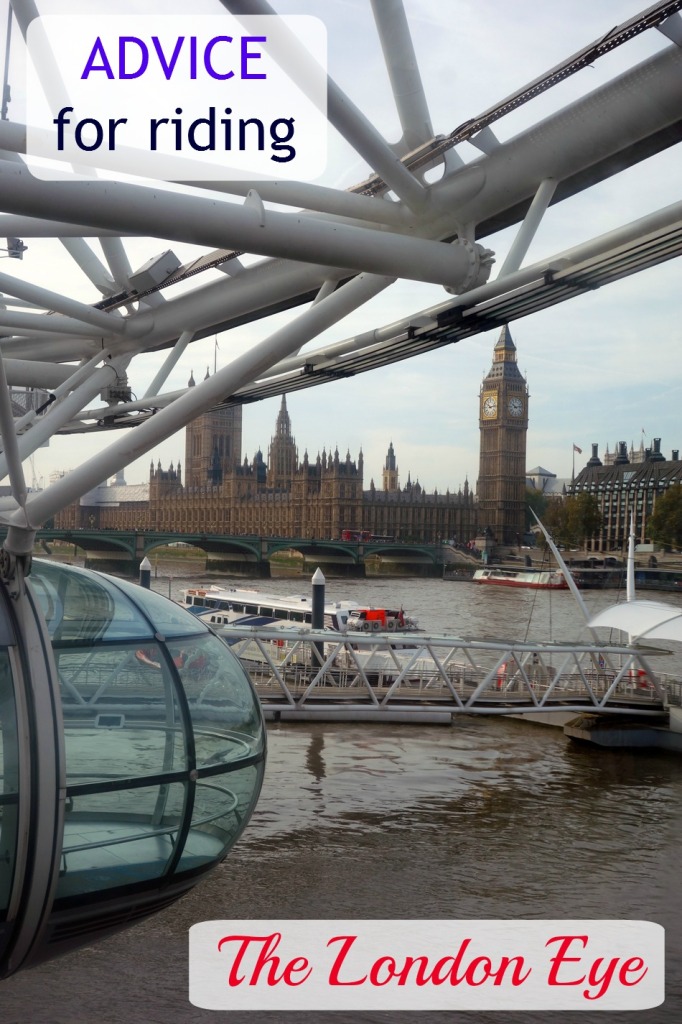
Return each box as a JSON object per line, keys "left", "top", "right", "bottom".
{"left": 143, "top": 331, "right": 194, "bottom": 399}
{"left": 0, "top": 349, "right": 28, "bottom": 509}
{"left": 498, "top": 178, "right": 558, "bottom": 278}
{"left": 370, "top": 0, "right": 434, "bottom": 153}
{"left": 59, "top": 238, "right": 116, "bottom": 296}
{"left": 217, "top": 0, "right": 428, "bottom": 211}
{"left": 433, "top": 44, "right": 682, "bottom": 235}
{"left": 8, "top": 272, "right": 393, "bottom": 535}
{"left": 0, "top": 160, "right": 491, "bottom": 290}
{"left": 0, "top": 357, "right": 126, "bottom": 483}
{"left": 0, "top": 268, "right": 129, "bottom": 335}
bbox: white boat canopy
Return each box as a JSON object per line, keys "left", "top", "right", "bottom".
{"left": 588, "top": 600, "right": 682, "bottom": 642}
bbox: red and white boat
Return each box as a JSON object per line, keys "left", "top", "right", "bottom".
{"left": 181, "top": 585, "right": 418, "bottom": 632}
{"left": 473, "top": 567, "right": 569, "bottom": 589}
{"left": 345, "top": 607, "right": 420, "bottom": 632}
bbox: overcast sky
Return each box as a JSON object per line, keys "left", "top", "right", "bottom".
{"left": 4, "top": 0, "right": 681, "bottom": 496}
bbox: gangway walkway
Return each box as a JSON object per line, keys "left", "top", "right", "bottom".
{"left": 218, "top": 625, "right": 676, "bottom": 723}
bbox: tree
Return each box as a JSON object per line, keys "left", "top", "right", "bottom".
{"left": 540, "top": 494, "right": 601, "bottom": 549}
{"left": 525, "top": 488, "right": 547, "bottom": 531}
{"left": 566, "top": 493, "right": 602, "bottom": 548}
{"left": 541, "top": 499, "right": 568, "bottom": 546}
{"left": 648, "top": 485, "right": 682, "bottom": 549}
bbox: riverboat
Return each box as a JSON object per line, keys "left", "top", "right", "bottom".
{"left": 473, "top": 567, "right": 569, "bottom": 589}
{"left": 180, "top": 585, "right": 418, "bottom": 633}
{"left": 345, "top": 607, "right": 420, "bottom": 632}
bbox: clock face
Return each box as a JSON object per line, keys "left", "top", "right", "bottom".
{"left": 482, "top": 394, "right": 497, "bottom": 418}
{"left": 508, "top": 397, "right": 523, "bottom": 417}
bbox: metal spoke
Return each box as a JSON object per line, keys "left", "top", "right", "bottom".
{"left": 0, "top": 0, "right": 678, "bottom": 553}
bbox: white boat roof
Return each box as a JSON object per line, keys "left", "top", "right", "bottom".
{"left": 588, "top": 599, "right": 682, "bottom": 641}
{"left": 184, "top": 585, "right": 360, "bottom": 612}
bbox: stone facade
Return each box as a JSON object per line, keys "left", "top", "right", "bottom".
{"left": 569, "top": 439, "right": 682, "bottom": 550}
{"left": 54, "top": 391, "right": 477, "bottom": 543}
{"left": 476, "top": 325, "right": 529, "bottom": 544}
{"left": 185, "top": 390, "right": 242, "bottom": 488}
{"left": 51, "top": 331, "right": 681, "bottom": 553}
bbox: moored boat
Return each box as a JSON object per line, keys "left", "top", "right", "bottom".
{"left": 346, "top": 607, "right": 420, "bottom": 632}
{"left": 473, "top": 567, "right": 569, "bottom": 589}
{"left": 180, "top": 585, "right": 418, "bottom": 633}
{"left": 181, "top": 585, "right": 358, "bottom": 631}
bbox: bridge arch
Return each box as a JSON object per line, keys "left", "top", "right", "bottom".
{"left": 38, "top": 529, "right": 137, "bottom": 559}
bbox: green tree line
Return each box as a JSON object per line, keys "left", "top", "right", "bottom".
{"left": 526, "top": 490, "right": 601, "bottom": 549}
{"left": 526, "top": 484, "right": 682, "bottom": 551}
{"left": 647, "top": 484, "right": 682, "bottom": 549}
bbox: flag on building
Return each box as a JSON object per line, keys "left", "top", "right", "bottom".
{"left": 573, "top": 444, "right": 582, "bottom": 454}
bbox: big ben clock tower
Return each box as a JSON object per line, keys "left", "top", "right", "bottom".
{"left": 477, "top": 325, "right": 528, "bottom": 545}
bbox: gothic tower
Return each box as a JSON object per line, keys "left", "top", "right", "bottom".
{"left": 184, "top": 372, "right": 243, "bottom": 487}
{"left": 267, "top": 395, "right": 298, "bottom": 489}
{"left": 382, "top": 441, "right": 399, "bottom": 492}
{"left": 477, "top": 325, "right": 529, "bottom": 545}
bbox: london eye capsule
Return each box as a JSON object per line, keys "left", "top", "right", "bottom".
{"left": 0, "top": 559, "right": 266, "bottom": 979}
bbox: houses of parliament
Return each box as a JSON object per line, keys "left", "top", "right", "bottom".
{"left": 54, "top": 328, "right": 529, "bottom": 545}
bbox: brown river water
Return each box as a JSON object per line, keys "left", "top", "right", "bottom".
{"left": 2, "top": 570, "right": 682, "bottom": 1023}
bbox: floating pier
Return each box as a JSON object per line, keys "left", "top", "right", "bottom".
{"left": 219, "top": 625, "right": 678, "bottom": 736}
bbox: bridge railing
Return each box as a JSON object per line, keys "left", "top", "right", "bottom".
{"left": 215, "top": 625, "right": 674, "bottom": 717}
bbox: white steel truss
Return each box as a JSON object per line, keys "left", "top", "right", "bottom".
{"left": 0, "top": 0, "right": 681, "bottom": 561}
{"left": 219, "top": 625, "right": 676, "bottom": 719}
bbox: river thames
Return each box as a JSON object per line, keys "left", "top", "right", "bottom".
{"left": 2, "top": 570, "right": 682, "bottom": 1023}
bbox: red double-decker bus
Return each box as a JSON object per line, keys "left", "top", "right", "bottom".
{"left": 341, "top": 530, "right": 393, "bottom": 542}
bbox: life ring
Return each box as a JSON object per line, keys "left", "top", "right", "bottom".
{"left": 386, "top": 619, "right": 396, "bottom": 631}
{"left": 371, "top": 620, "right": 382, "bottom": 632}
{"left": 628, "top": 668, "right": 651, "bottom": 690}
{"left": 362, "top": 620, "right": 372, "bottom": 632}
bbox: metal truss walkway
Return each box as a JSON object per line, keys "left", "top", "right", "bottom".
{"left": 220, "top": 625, "right": 675, "bottom": 723}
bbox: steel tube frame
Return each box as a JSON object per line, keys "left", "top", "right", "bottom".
{"left": 99, "top": 238, "right": 134, "bottom": 292}
{"left": 370, "top": 0, "right": 434, "bottom": 152}
{"left": 0, "top": 0, "right": 679, "bottom": 544}
{"left": 218, "top": 0, "right": 428, "bottom": 211}
{"left": 59, "top": 238, "right": 116, "bottom": 296}
{"left": 0, "top": 269, "right": 128, "bottom": 335}
{"left": 0, "top": 349, "right": 28, "bottom": 508}
{"left": 0, "top": 358, "right": 125, "bottom": 487}
{"left": 432, "top": 43, "right": 682, "bottom": 232}
{"left": 6, "top": 272, "right": 393, "bottom": 535}
{"left": 1, "top": 359, "right": 71, "bottom": 389}
{"left": 498, "top": 178, "right": 558, "bottom": 277}
{"left": 0, "top": 162, "right": 485, "bottom": 290}
{"left": 143, "top": 331, "right": 194, "bottom": 399}
{"left": 239, "top": 198, "right": 682, "bottom": 388}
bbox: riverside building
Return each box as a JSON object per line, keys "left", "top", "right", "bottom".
{"left": 569, "top": 439, "right": 682, "bottom": 551}
{"left": 52, "top": 326, "right": 527, "bottom": 545}
{"left": 54, "top": 389, "right": 477, "bottom": 545}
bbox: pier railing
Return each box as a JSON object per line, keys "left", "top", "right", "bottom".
{"left": 218, "top": 625, "right": 675, "bottom": 720}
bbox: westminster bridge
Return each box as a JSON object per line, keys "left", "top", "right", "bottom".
{"left": 27, "top": 528, "right": 451, "bottom": 577}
